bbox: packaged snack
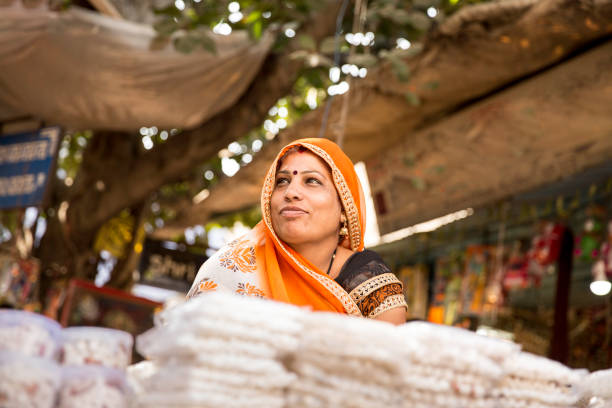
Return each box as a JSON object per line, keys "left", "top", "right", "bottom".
{"left": 62, "top": 327, "right": 133, "bottom": 369}
{"left": 0, "top": 310, "right": 62, "bottom": 360}
{"left": 58, "top": 365, "right": 129, "bottom": 408}
{"left": 0, "top": 351, "right": 61, "bottom": 408}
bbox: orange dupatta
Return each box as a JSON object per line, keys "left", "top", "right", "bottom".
{"left": 254, "top": 138, "right": 367, "bottom": 316}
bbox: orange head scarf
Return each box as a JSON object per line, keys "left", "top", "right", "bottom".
{"left": 253, "top": 138, "right": 366, "bottom": 316}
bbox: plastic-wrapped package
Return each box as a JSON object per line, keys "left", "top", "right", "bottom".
{"left": 58, "top": 365, "right": 129, "bottom": 408}
{"left": 0, "top": 351, "right": 61, "bottom": 408}
{"left": 62, "top": 327, "right": 133, "bottom": 369}
{"left": 0, "top": 310, "right": 62, "bottom": 360}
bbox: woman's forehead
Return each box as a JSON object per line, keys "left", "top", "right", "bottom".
{"left": 278, "top": 150, "right": 331, "bottom": 175}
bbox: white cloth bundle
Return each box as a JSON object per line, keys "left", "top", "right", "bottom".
{"left": 399, "top": 322, "right": 520, "bottom": 368}
{"left": 494, "top": 352, "right": 585, "bottom": 407}
{"left": 580, "top": 368, "right": 612, "bottom": 399}
{"left": 287, "top": 311, "right": 407, "bottom": 408}
{"left": 395, "top": 321, "right": 520, "bottom": 406}
{"left": 134, "top": 292, "right": 306, "bottom": 408}
{"left": 401, "top": 388, "right": 497, "bottom": 408}
{"left": 136, "top": 388, "right": 285, "bottom": 408}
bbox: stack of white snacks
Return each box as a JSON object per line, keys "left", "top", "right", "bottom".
{"left": 135, "top": 292, "right": 307, "bottom": 408}
{"left": 0, "top": 309, "right": 61, "bottom": 359}
{"left": 397, "top": 322, "right": 520, "bottom": 408}
{"left": 62, "top": 327, "right": 133, "bottom": 369}
{"left": 0, "top": 310, "right": 62, "bottom": 408}
{"left": 579, "top": 368, "right": 612, "bottom": 408}
{"left": 57, "top": 365, "right": 129, "bottom": 408}
{"left": 0, "top": 351, "right": 60, "bottom": 408}
{"left": 59, "top": 326, "right": 133, "bottom": 407}
{"left": 494, "top": 351, "right": 584, "bottom": 408}
{"left": 0, "top": 310, "right": 134, "bottom": 407}
{"left": 286, "top": 311, "right": 407, "bottom": 408}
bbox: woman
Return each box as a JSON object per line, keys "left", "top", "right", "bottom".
{"left": 188, "top": 138, "right": 407, "bottom": 324}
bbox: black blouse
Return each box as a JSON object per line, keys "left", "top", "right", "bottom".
{"left": 335, "top": 250, "right": 407, "bottom": 318}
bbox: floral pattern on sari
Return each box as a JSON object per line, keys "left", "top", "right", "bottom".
{"left": 236, "top": 282, "right": 265, "bottom": 298}
{"left": 219, "top": 245, "right": 256, "bottom": 273}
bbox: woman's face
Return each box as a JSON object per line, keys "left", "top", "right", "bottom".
{"left": 270, "top": 150, "right": 342, "bottom": 248}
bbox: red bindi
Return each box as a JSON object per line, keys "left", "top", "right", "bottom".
{"left": 292, "top": 170, "right": 298, "bottom": 175}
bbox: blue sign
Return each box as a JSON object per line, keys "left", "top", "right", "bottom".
{"left": 0, "top": 127, "right": 61, "bottom": 209}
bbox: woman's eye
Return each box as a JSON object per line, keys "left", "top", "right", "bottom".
{"left": 306, "top": 177, "right": 322, "bottom": 185}
{"left": 275, "top": 177, "right": 289, "bottom": 186}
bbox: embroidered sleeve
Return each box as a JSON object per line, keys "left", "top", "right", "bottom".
{"left": 335, "top": 250, "right": 407, "bottom": 318}
{"left": 349, "top": 273, "right": 407, "bottom": 318}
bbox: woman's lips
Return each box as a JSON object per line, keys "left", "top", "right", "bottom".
{"left": 280, "top": 207, "right": 308, "bottom": 217}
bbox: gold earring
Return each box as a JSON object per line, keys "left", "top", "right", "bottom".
{"left": 339, "top": 213, "right": 348, "bottom": 238}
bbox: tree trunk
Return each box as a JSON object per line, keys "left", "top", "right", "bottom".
{"left": 107, "top": 202, "right": 147, "bottom": 289}
{"left": 33, "top": 1, "right": 344, "bottom": 305}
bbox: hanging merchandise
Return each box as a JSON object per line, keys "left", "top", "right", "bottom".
{"left": 502, "top": 240, "right": 530, "bottom": 291}
{"left": 0, "top": 253, "right": 40, "bottom": 309}
{"left": 526, "top": 221, "right": 564, "bottom": 286}
{"left": 428, "top": 254, "right": 463, "bottom": 325}
{"left": 589, "top": 219, "right": 612, "bottom": 296}
{"left": 459, "top": 246, "right": 491, "bottom": 316}
{"left": 397, "top": 265, "right": 428, "bottom": 320}
{"left": 599, "top": 220, "right": 612, "bottom": 276}
{"left": 575, "top": 205, "right": 607, "bottom": 263}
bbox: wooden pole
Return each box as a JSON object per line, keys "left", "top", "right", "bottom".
{"left": 549, "top": 227, "right": 574, "bottom": 363}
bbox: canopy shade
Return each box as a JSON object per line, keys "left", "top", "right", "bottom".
{"left": 0, "top": 2, "right": 273, "bottom": 130}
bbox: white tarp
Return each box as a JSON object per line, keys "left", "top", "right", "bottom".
{"left": 0, "top": 2, "right": 273, "bottom": 130}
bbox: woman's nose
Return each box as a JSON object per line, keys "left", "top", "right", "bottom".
{"left": 284, "top": 180, "right": 302, "bottom": 200}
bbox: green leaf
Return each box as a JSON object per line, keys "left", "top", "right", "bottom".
{"left": 153, "top": 18, "right": 178, "bottom": 37}
{"left": 405, "top": 91, "right": 421, "bottom": 106}
{"left": 319, "top": 36, "right": 339, "bottom": 54}
{"left": 302, "top": 68, "right": 326, "bottom": 88}
{"left": 411, "top": 176, "right": 427, "bottom": 191}
{"left": 347, "top": 53, "right": 378, "bottom": 68}
{"left": 423, "top": 80, "right": 439, "bottom": 90}
{"left": 244, "top": 10, "right": 261, "bottom": 24}
{"left": 385, "top": 54, "right": 411, "bottom": 82}
{"left": 250, "top": 19, "right": 263, "bottom": 40}
{"left": 185, "top": 8, "right": 198, "bottom": 22}
{"left": 173, "top": 31, "right": 217, "bottom": 54}
{"left": 198, "top": 32, "right": 217, "bottom": 54}
{"left": 297, "top": 34, "right": 316, "bottom": 51}
{"left": 174, "top": 35, "right": 198, "bottom": 54}
{"left": 153, "top": 5, "right": 182, "bottom": 18}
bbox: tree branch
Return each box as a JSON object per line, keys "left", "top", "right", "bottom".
{"left": 161, "top": 0, "right": 612, "bottom": 232}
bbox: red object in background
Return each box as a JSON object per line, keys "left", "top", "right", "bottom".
{"left": 529, "top": 222, "right": 564, "bottom": 266}
{"left": 60, "top": 279, "right": 161, "bottom": 337}
{"left": 503, "top": 255, "right": 529, "bottom": 290}
{"left": 601, "top": 220, "right": 612, "bottom": 277}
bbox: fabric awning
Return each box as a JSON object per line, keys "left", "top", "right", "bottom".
{"left": 0, "top": 2, "right": 273, "bottom": 130}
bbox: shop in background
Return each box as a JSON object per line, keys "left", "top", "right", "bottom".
{"left": 380, "top": 167, "right": 612, "bottom": 370}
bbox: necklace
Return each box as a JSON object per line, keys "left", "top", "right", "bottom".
{"left": 326, "top": 247, "right": 337, "bottom": 275}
